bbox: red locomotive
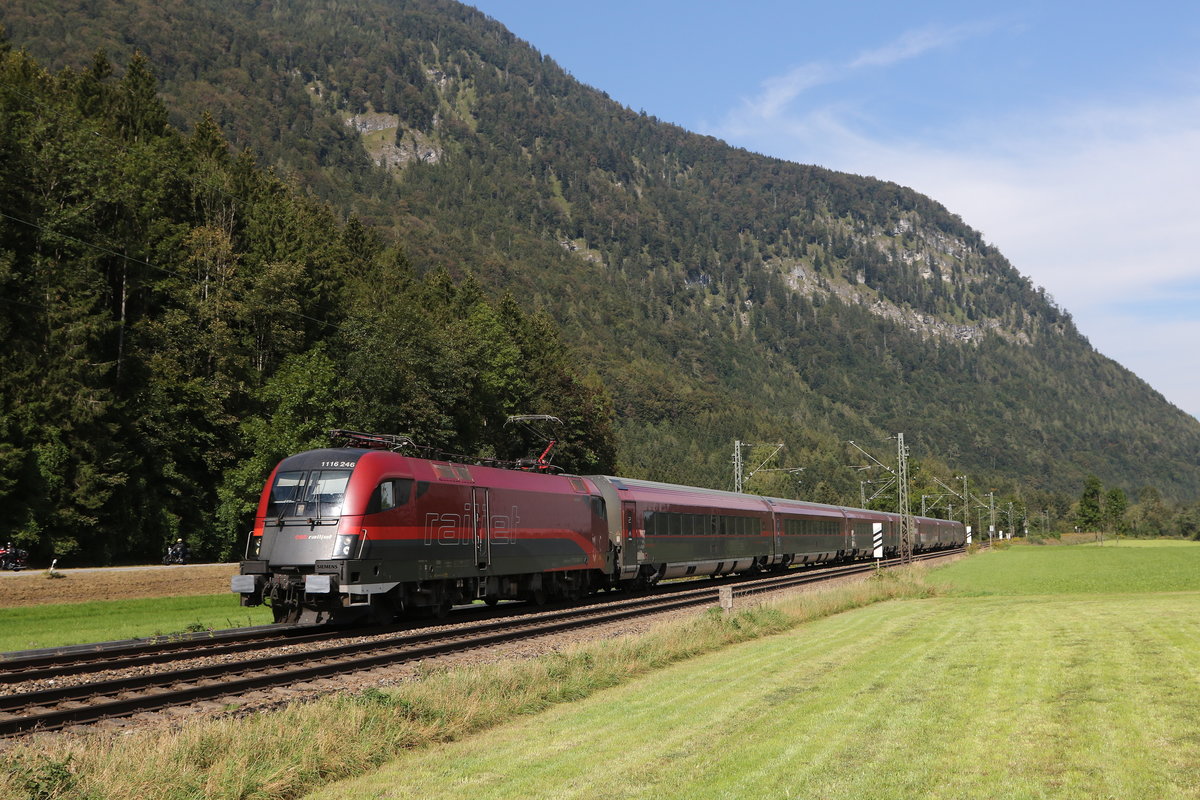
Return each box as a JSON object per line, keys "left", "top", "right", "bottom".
{"left": 233, "top": 431, "right": 965, "bottom": 623}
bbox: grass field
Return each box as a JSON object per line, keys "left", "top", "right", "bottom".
{"left": 0, "top": 595, "right": 272, "bottom": 653}
{"left": 307, "top": 544, "right": 1200, "bottom": 800}
{"left": 931, "top": 538, "right": 1200, "bottom": 596}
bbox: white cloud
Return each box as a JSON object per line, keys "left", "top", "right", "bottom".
{"left": 848, "top": 22, "right": 995, "bottom": 69}
{"left": 747, "top": 64, "right": 831, "bottom": 120}
{"left": 736, "top": 23, "right": 993, "bottom": 125}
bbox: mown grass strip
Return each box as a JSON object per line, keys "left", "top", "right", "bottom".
{"left": 0, "top": 569, "right": 932, "bottom": 800}
{"left": 307, "top": 591, "right": 1200, "bottom": 800}
{"left": 0, "top": 595, "right": 272, "bottom": 653}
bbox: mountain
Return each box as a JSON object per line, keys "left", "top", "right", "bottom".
{"left": 2, "top": 0, "right": 1198, "bottom": 552}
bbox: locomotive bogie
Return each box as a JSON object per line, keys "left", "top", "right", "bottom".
{"left": 653, "top": 558, "right": 761, "bottom": 580}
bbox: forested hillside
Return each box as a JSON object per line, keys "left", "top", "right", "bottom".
{"left": 0, "top": 44, "right": 614, "bottom": 562}
{"left": 2, "top": 0, "right": 1199, "bottom": 561}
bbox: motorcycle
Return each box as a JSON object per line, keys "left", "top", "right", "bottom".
{"left": 163, "top": 543, "right": 190, "bottom": 565}
{"left": 0, "top": 545, "right": 28, "bottom": 571}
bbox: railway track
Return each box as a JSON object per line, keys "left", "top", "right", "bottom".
{"left": 0, "top": 547, "right": 967, "bottom": 738}
{"left": 0, "top": 623, "right": 334, "bottom": 680}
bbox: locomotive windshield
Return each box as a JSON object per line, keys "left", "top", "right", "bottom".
{"left": 268, "top": 469, "right": 352, "bottom": 520}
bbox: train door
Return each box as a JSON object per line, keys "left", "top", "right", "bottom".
{"left": 472, "top": 486, "right": 491, "bottom": 569}
{"left": 622, "top": 501, "right": 640, "bottom": 565}
{"left": 772, "top": 509, "right": 782, "bottom": 561}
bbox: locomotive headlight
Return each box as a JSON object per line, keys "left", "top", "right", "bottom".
{"left": 333, "top": 534, "right": 359, "bottom": 559}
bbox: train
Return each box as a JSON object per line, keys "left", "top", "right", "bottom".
{"left": 232, "top": 431, "right": 967, "bottom": 623}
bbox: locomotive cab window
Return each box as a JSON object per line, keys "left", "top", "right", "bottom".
{"left": 305, "top": 470, "right": 351, "bottom": 518}
{"left": 269, "top": 471, "right": 305, "bottom": 517}
{"left": 269, "top": 469, "right": 351, "bottom": 519}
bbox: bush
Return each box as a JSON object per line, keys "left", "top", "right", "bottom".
{"left": 8, "top": 755, "right": 77, "bottom": 800}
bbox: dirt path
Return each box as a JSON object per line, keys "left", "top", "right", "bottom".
{"left": 0, "top": 564, "right": 239, "bottom": 607}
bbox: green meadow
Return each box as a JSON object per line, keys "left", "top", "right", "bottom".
{"left": 0, "top": 596, "right": 272, "bottom": 654}
{"left": 931, "top": 538, "right": 1200, "bottom": 595}
{"left": 308, "top": 543, "right": 1200, "bottom": 800}
{"left": 4, "top": 543, "right": 1200, "bottom": 800}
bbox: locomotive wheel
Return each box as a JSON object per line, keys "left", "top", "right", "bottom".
{"left": 271, "top": 603, "right": 300, "bottom": 624}
{"left": 429, "top": 596, "right": 452, "bottom": 619}
{"left": 365, "top": 597, "right": 399, "bottom": 625}
{"left": 484, "top": 595, "right": 500, "bottom": 607}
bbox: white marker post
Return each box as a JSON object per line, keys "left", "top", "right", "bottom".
{"left": 719, "top": 585, "right": 734, "bottom": 615}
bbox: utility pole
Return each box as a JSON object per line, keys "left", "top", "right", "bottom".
{"left": 897, "top": 433, "right": 914, "bottom": 564}
{"left": 921, "top": 493, "right": 954, "bottom": 517}
{"left": 938, "top": 474, "right": 999, "bottom": 547}
{"left": 961, "top": 474, "right": 970, "bottom": 542}
{"left": 931, "top": 473, "right": 970, "bottom": 531}
{"left": 733, "top": 440, "right": 744, "bottom": 493}
{"left": 988, "top": 492, "right": 996, "bottom": 543}
{"left": 850, "top": 435, "right": 914, "bottom": 562}
{"left": 733, "top": 440, "right": 786, "bottom": 494}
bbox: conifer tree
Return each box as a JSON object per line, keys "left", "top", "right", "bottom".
{"left": 1077, "top": 475, "right": 1104, "bottom": 532}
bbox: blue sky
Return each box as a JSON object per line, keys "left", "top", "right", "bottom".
{"left": 468, "top": 1, "right": 1200, "bottom": 420}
